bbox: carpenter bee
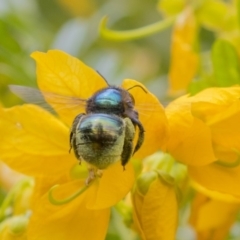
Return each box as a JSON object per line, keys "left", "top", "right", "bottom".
{"left": 10, "top": 81, "right": 145, "bottom": 182}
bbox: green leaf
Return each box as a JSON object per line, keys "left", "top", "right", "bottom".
{"left": 212, "top": 39, "right": 240, "bottom": 87}
{"left": 188, "top": 76, "right": 215, "bottom": 95}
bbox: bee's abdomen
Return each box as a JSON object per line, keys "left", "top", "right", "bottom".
{"left": 74, "top": 113, "right": 125, "bottom": 169}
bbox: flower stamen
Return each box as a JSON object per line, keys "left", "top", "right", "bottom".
{"left": 48, "top": 181, "right": 95, "bottom": 205}
{"left": 215, "top": 149, "right": 240, "bottom": 168}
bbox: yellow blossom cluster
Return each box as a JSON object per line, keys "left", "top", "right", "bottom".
{"left": 1, "top": 50, "right": 240, "bottom": 239}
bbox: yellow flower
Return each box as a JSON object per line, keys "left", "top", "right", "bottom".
{"left": 166, "top": 86, "right": 240, "bottom": 197}
{"left": 0, "top": 50, "right": 168, "bottom": 239}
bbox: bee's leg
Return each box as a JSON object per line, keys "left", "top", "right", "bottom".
{"left": 86, "top": 166, "right": 100, "bottom": 185}
{"left": 70, "top": 113, "right": 85, "bottom": 165}
{"left": 86, "top": 168, "right": 95, "bottom": 185}
{"left": 69, "top": 132, "right": 73, "bottom": 153}
{"left": 130, "top": 118, "right": 145, "bottom": 154}
{"left": 69, "top": 113, "right": 85, "bottom": 153}
{"left": 78, "top": 155, "right": 83, "bottom": 165}
{"left": 121, "top": 118, "right": 135, "bottom": 169}
{"left": 71, "top": 136, "right": 84, "bottom": 166}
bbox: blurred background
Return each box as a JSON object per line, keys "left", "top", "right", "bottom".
{"left": 0, "top": 0, "right": 173, "bottom": 108}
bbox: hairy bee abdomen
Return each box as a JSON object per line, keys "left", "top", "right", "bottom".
{"left": 74, "top": 113, "right": 125, "bottom": 169}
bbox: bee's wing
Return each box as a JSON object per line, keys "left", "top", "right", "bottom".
{"left": 9, "top": 85, "right": 87, "bottom": 113}
{"left": 134, "top": 102, "right": 166, "bottom": 118}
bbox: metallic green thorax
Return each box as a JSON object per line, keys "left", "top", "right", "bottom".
{"left": 70, "top": 113, "right": 135, "bottom": 169}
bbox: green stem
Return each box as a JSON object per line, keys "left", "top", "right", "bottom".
{"left": 48, "top": 181, "right": 93, "bottom": 205}
{"left": 99, "top": 16, "right": 176, "bottom": 41}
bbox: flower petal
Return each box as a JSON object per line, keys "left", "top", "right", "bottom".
{"left": 0, "top": 104, "right": 76, "bottom": 177}
{"left": 191, "top": 86, "right": 240, "bottom": 123}
{"left": 189, "top": 193, "right": 240, "bottom": 240}
{"left": 200, "top": 101, "right": 240, "bottom": 157}
{"left": 122, "top": 79, "right": 169, "bottom": 158}
{"left": 168, "top": 7, "right": 199, "bottom": 96}
{"left": 87, "top": 161, "right": 135, "bottom": 209}
{"left": 191, "top": 180, "right": 240, "bottom": 203}
{"left": 191, "top": 98, "right": 240, "bottom": 162}
{"left": 166, "top": 97, "right": 216, "bottom": 165}
{"left": 140, "top": 176, "right": 178, "bottom": 240}
{"left": 31, "top": 175, "right": 71, "bottom": 209}
{"left": 31, "top": 50, "right": 108, "bottom": 125}
{"left": 28, "top": 179, "right": 110, "bottom": 240}
{"left": 189, "top": 163, "right": 240, "bottom": 198}
{"left": 193, "top": 86, "right": 240, "bottom": 102}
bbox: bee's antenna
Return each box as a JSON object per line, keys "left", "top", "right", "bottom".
{"left": 96, "top": 70, "right": 110, "bottom": 86}
{"left": 127, "top": 85, "right": 147, "bottom": 93}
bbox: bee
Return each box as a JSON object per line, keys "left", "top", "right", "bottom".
{"left": 10, "top": 81, "right": 145, "bottom": 183}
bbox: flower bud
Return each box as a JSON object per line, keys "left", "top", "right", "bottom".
{"left": 132, "top": 171, "right": 179, "bottom": 240}
{"left": 136, "top": 171, "right": 158, "bottom": 195}
{"left": 0, "top": 179, "right": 33, "bottom": 222}
{"left": 0, "top": 215, "right": 29, "bottom": 240}
{"left": 143, "top": 152, "right": 187, "bottom": 187}
{"left": 13, "top": 180, "right": 33, "bottom": 216}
